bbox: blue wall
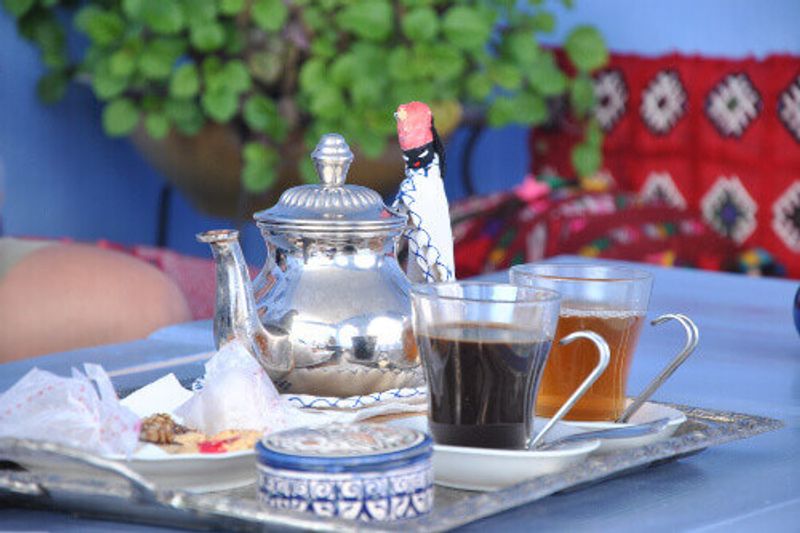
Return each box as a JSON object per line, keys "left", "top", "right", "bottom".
{"left": 2, "top": 0, "right": 799, "bottom": 264}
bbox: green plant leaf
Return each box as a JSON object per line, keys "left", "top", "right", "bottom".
{"left": 92, "top": 59, "right": 130, "bottom": 100}
{"left": 23, "top": 12, "right": 66, "bottom": 67}
{"left": 466, "top": 72, "right": 492, "bottom": 101}
{"left": 252, "top": 0, "right": 288, "bottom": 32}
{"left": 102, "top": 98, "right": 139, "bottom": 136}
{"left": 74, "top": 6, "right": 125, "bottom": 45}
{"left": 141, "top": 94, "right": 163, "bottom": 112}
{"left": 301, "top": 5, "right": 325, "bottom": 31}
{"left": 336, "top": 0, "right": 393, "bottom": 42}
{"left": 426, "top": 43, "right": 465, "bottom": 81}
{"left": 202, "top": 56, "right": 223, "bottom": 82}
{"left": 223, "top": 60, "right": 252, "bottom": 93}
{"left": 528, "top": 55, "right": 567, "bottom": 96}
{"left": 141, "top": 0, "right": 185, "bottom": 34}
{"left": 42, "top": 48, "right": 68, "bottom": 69}
{"left": 298, "top": 58, "right": 326, "bottom": 95}
{"left": 241, "top": 142, "right": 278, "bottom": 192}
{"left": 219, "top": 0, "right": 245, "bottom": 16}
{"left": 571, "top": 142, "right": 601, "bottom": 177}
{"left": 203, "top": 57, "right": 250, "bottom": 94}
{"left": 169, "top": 63, "right": 199, "bottom": 98}
{"left": 490, "top": 62, "right": 522, "bottom": 91}
{"left": 224, "top": 21, "right": 247, "bottom": 54}
{"left": 190, "top": 21, "right": 225, "bottom": 52}
{"left": 201, "top": 89, "right": 239, "bottom": 122}
{"left": 109, "top": 49, "right": 136, "bottom": 77}
{"left": 390, "top": 81, "right": 433, "bottom": 106}
{"left": 310, "top": 34, "right": 337, "bottom": 58}
{"left": 310, "top": 84, "right": 345, "bottom": 120}
{"left": 564, "top": 25, "right": 608, "bottom": 73}
{"left": 511, "top": 92, "right": 547, "bottom": 125}
{"left": 299, "top": 157, "right": 317, "bottom": 184}
{"left": 505, "top": 31, "right": 540, "bottom": 68}
{"left": 487, "top": 96, "right": 515, "bottom": 128}
{"left": 139, "top": 38, "right": 186, "bottom": 79}
{"left": 181, "top": 0, "right": 216, "bottom": 26}
{"left": 531, "top": 11, "right": 555, "bottom": 33}
{"left": 165, "top": 98, "right": 205, "bottom": 134}
{"left": 350, "top": 77, "right": 383, "bottom": 107}
{"left": 243, "top": 94, "right": 276, "bottom": 132}
{"left": 442, "top": 6, "right": 493, "bottom": 52}
{"left": 330, "top": 53, "right": 358, "bottom": 88}
{"left": 402, "top": 7, "right": 438, "bottom": 42}
{"left": 145, "top": 112, "right": 170, "bottom": 139}
{"left": 122, "top": 0, "right": 144, "bottom": 19}
{"left": 3, "top": 0, "right": 35, "bottom": 17}
{"left": 36, "top": 71, "right": 68, "bottom": 103}
{"left": 387, "top": 47, "right": 410, "bottom": 80}
{"left": 586, "top": 119, "right": 602, "bottom": 147}
{"left": 569, "top": 74, "right": 595, "bottom": 117}
{"left": 349, "top": 42, "right": 387, "bottom": 79}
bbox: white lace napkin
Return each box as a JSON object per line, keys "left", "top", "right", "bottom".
{"left": 0, "top": 364, "right": 140, "bottom": 456}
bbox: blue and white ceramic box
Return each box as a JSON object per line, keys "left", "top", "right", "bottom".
{"left": 255, "top": 423, "right": 434, "bottom": 521}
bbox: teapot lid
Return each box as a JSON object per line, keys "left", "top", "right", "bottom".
{"left": 254, "top": 134, "right": 405, "bottom": 232}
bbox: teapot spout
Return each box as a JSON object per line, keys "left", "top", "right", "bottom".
{"left": 197, "top": 229, "right": 293, "bottom": 381}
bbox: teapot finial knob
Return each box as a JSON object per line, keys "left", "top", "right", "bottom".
{"left": 311, "top": 133, "right": 353, "bottom": 188}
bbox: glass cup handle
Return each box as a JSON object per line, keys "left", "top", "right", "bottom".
{"left": 529, "top": 331, "right": 611, "bottom": 449}
{"left": 616, "top": 313, "right": 699, "bottom": 423}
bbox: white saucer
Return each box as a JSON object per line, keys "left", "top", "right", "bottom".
{"left": 384, "top": 415, "right": 599, "bottom": 491}
{"left": 433, "top": 440, "right": 600, "bottom": 492}
{"left": 537, "top": 401, "right": 687, "bottom": 453}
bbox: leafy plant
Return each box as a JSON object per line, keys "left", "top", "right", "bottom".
{"left": 4, "top": 0, "right": 608, "bottom": 193}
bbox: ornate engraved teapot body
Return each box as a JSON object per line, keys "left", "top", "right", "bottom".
{"left": 199, "top": 134, "right": 420, "bottom": 396}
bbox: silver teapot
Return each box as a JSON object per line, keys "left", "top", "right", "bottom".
{"left": 198, "top": 134, "right": 422, "bottom": 396}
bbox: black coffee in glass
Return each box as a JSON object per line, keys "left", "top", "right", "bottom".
{"left": 416, "top": 322, "right": 552, "bottom": 449}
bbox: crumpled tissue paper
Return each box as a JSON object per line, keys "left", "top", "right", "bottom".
{"left": 174, "top": 341, "right": 329, "bottom": 435}
{"left": 0, "top": 364, "right": 140, "bottom": 456}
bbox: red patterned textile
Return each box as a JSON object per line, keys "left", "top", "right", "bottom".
{"left": 531, "top": 52, "right": 800, "bottom": 277}
{"left": 449, "top": 177, "right": 757, "bottom": 280}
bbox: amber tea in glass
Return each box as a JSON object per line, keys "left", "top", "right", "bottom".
{"left": 511, "top": 264, "right": 652, "bottom": 421}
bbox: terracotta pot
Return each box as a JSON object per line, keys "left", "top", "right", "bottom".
{"left": 131, "top": 124, "right": 406, "bottom": 219}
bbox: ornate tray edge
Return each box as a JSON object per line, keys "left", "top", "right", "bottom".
{"left": 0, "top": 402, "right": 784, "bottom": 532}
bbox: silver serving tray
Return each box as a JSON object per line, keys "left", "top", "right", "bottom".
{"left": 0, "top": 403, "right": 783, "bottom": 532}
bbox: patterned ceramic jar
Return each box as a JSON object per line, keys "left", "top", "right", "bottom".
{"left": 256, "top": 423, "right": 433, "bottom": 521}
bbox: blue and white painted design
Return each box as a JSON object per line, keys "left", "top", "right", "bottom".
{"left": 283, "top": 386, "right": 427, "bottom": 410}
{"left": 257, "top": 460, "right": 434, "bottom": 521}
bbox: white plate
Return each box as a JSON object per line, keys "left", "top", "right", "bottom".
{"left": 433, "top": 440, "right": 600, "bottom": 491}
{"left": 13, "top": 447, "right": 257, "bottom": 494}
{"left": 106, "top": 386, "right": 427, "bottom": 493}
{"left": 539, "top": 401, "right": 687, "bottom": 453}
{"left": 114, "top": 448, "right": 257, "bottom": 492}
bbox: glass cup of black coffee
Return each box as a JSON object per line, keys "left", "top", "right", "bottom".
{"left": 411, "top": 282, "right": 610, "bottom": 450}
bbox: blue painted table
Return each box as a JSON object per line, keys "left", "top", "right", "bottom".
{"left": 1, "top": 259, "right": 798, "bottom": 531}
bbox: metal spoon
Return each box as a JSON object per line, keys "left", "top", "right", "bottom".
{"left": 534, "top": 417, "right": 672, "bottom": 451}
